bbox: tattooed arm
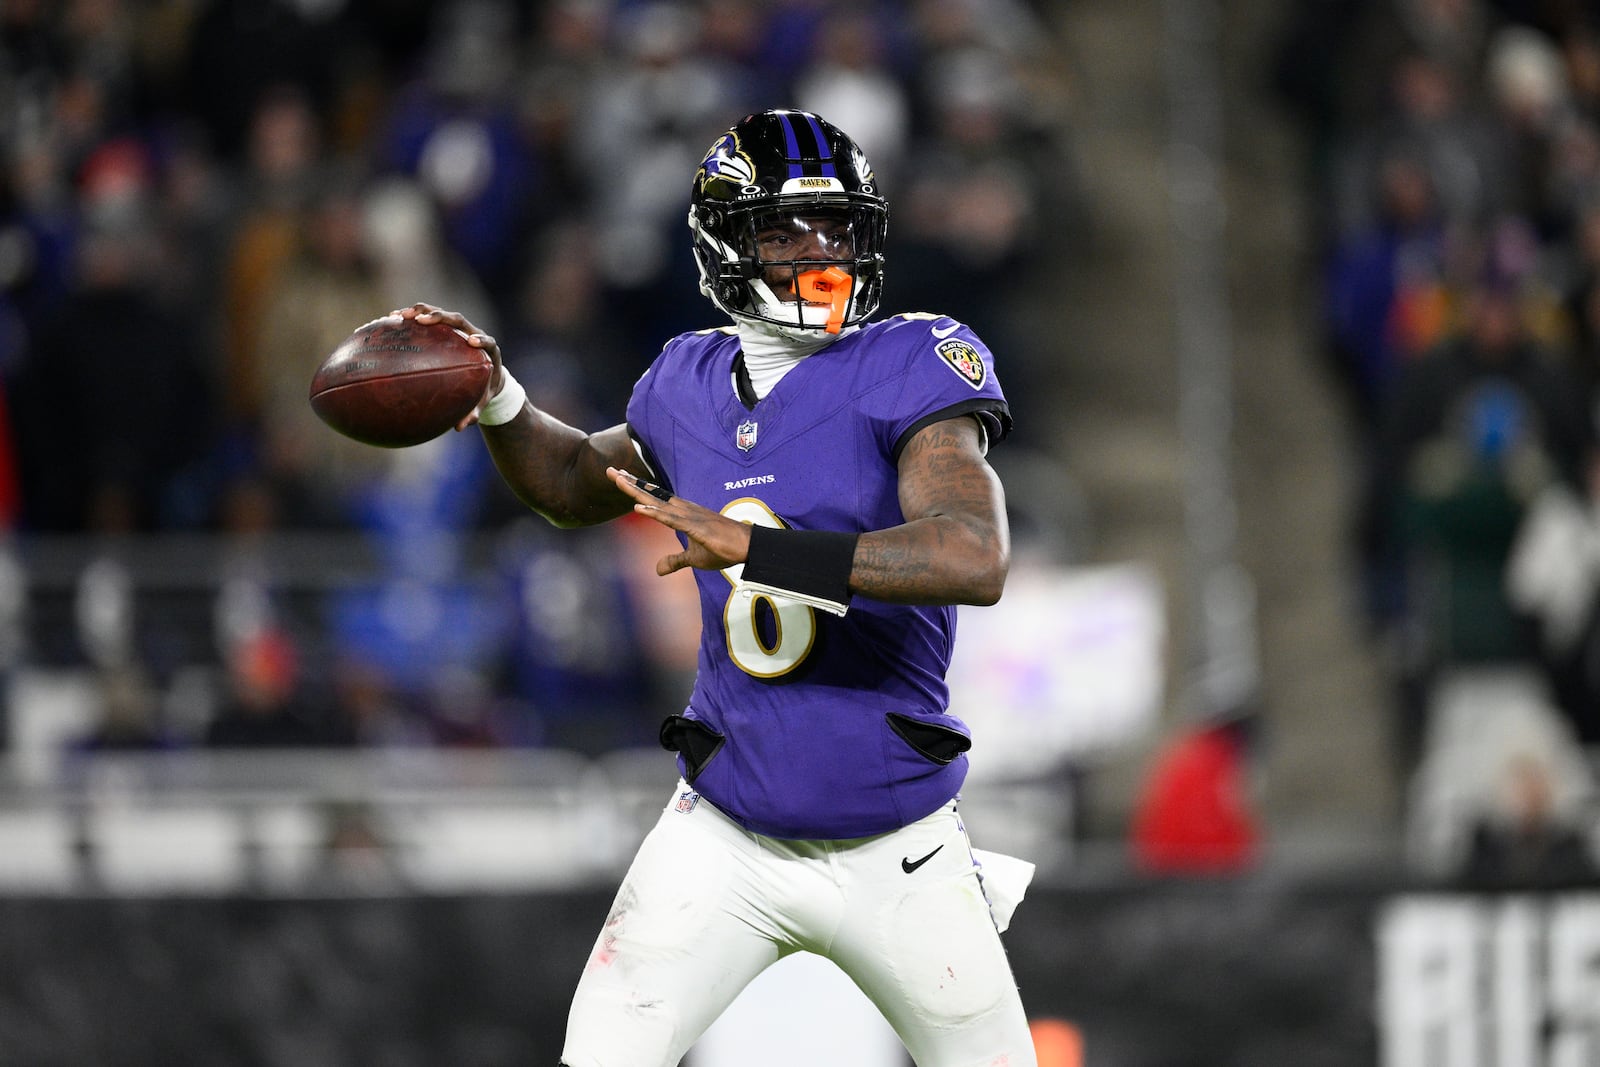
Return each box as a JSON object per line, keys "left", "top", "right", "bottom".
{"left": 607, "top": 414, "right": 1009, "bottom": 606}
{"left": 854, "top": 415, "right": 1010, "bottom": 605}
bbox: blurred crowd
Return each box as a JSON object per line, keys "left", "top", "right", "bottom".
{"left": 1277, "top": 0, "right": 1600, "bottom": 880}
{"left": 16, "top": 0, "right": 1596, "bottom": 883}
{"left": 0, "top": 0, "right": 1076, "bottom": 758}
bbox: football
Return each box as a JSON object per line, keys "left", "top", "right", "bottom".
{"left": 309, "top": 315, "right": 492, "bottom": 448}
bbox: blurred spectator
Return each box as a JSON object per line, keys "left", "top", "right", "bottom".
{"left": 1407, "top": 666, "right": 1596, "bottom": 877}
{"left": 220, "top": 84, "right": 327, "bottom": 434}
{"left": 205, "top": 627, "right": 325, "bottom": 748}
{"left": 325, "top": 530, "right": 512, "bottom": 722}
{"left": 1129, "top": 719, "right": 1262, "bottom": 876}
{"left": 1506, "top": 448, "right": 1600, "bottom": 742}
{"left": 1325, "top": 145, "right": 1456, "bottom": 427}
{"left": 2, "top": 132, "right": 81, "bottom": 355}
{"left": 1537, "top": 112, "right": 1600, "bottom": 247}
{"left": 494, "top": 221, "right": 641, "bottom": 442}
{"left": 150, "top": 123, "right": 238, "bottom": 371}
{"left": 360, "top": 174, "right": 494, "bottom": 324}
{"left": 793, "top": 7, "right": 912, "bottom": 192}
{"left": 1368, "top": 267, "right": 1596, "bottom": 761}
{"left": 374, "top": 0, "right": 537, "bottom": 310}
{"left": 247, "top": 172, "right": 391, "bottom": 528}
{"left": 905, "top": 0, "right": 1056, "bottom": 66}
{"left": 180, "top": 0, "right": 354, "bottom": 162}
{"left": 892, "top": 48, "right": 1041, "bottom": 342}
{"left": 1482, "top": 22, "right": 1572, "bottom": 228}
{"left": 1457, "top": 748, "right": 1599, "bottom": 888}
{"left": 1558, "top": 197, "right": 1600, "bottom": 402}
{"left": 1398, "top": 0, "right": 1492, "bottom": 79}
{"left": 698, "top": 0, "right": 783, "bottom": 100}
{"left": 1330, "top": 51, "right": 1504, "bottom": 243}
{"left": 494, "top": 521, "right": 658, "bottom": 754}
{"left": 323, "top": 655, "right": 431, "bottom": 748}
{"left": 74, "top": 555, "right": 135, "bottom": 672}
{"left": 13, "top": 206, "right": 216, "bottom": 532}
{"left": 417, "top": 662, "right": 503, "bottom": 748}
{"left": 1564, "top": 22, "right": 1600, "bottom": 120}
{"left": 1275, "top": 0, "right": 1496, "bottom": 223}
{"left": 571, "top": 0, "right": 748, "bottom": 346}
{"left": 515, "top": 0, "right": 615, "bottom": 227}
{"left": 67, "top": 664, "right": 177, "bottom": 753}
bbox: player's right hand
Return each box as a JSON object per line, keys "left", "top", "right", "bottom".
{"left": 393, "top": 303, "right": 504, "bottom": 430}
{"left": 606, "top": 467, "right": 755, "bottom": 575}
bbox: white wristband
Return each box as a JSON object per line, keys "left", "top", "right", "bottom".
{"left": 476, "top": 370, "right": 527, "bottom": 427}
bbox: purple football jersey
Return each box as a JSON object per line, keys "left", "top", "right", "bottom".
{"left": 626, "top": 314, "right": 1011, "bottom": 839}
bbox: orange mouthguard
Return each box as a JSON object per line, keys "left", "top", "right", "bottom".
{"left": 795, "top": 266, "right": 853, "bottom": 334}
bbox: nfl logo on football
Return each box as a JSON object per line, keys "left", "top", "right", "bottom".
{"left": 736, "top": 420, "right": 759, "bottom": 451}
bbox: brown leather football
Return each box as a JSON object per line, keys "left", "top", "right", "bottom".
{"left": 309, "top": 315, "right": 492, "bottom": 448}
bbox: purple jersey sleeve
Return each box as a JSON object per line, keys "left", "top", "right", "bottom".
{"left": 855, "top": 314, "right": 1011, "bottom": 459}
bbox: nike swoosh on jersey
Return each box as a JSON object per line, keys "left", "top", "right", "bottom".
{"left": 930, "top": 322, "right": 960, "bottom": 339}
{"left": 900, "top": 844, "right": 944, "bottom": 873}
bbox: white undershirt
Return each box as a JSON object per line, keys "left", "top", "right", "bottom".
{"left": 735, "top": 319, "right": 853, "bottom": 399}
{"left": 730, "top": 317, "right": 989, "bottom": 453}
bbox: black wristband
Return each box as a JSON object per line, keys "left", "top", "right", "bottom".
{"left": 742, "top": 525, "right": 858, "bottom": 607}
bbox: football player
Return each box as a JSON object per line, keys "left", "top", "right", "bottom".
{"left": 401, "top": 108, "right": 1036, "bottom": 1067}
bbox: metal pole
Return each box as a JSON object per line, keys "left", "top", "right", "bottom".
{"left": 1164, "top": 0, "right": 1261, "bottom": 719}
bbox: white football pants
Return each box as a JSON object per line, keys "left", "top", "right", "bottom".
{"left": 561, "top": 782, "right": 1038, "bottom": 1067}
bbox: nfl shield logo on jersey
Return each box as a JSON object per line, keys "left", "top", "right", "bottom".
{"left": 736, "top": 420, "right": 759, "bottom": 451}
{"left": 675, "top": 791, "right": 700, "bottom": 814}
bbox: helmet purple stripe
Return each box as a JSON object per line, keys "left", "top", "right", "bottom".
{"left": 778, "top": 112, "right": 804, "bottom": 179}
{"left": 804, "top": 113, "right": 838, "bottom": 177}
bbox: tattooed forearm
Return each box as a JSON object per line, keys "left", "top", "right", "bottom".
{"left": 850, "top": 416, "right": 1010, "bottom": 605}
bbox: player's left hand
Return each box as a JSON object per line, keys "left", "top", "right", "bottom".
{"left": 606, "top": 467, "right": 753, "bottom": 575}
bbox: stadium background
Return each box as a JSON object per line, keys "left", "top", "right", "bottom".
{"left": 2, "top": 0, "right": 1599, "bottom": 1063}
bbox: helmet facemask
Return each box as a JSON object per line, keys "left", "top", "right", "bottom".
{"left": 692, "top": 199, "right": 886, "bottom": 338}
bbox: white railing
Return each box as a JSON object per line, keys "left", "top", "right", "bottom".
{"left": 0, "top": 745, "right": 679, "bottom": 895}
{"left": 0, "top": 744, "right": 1080, "bottom": 896}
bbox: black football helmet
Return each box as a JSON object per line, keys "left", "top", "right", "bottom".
{"left": 689, "top": 109, "right": 888, "bottom": 336}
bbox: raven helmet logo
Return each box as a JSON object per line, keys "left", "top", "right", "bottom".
{"left": 736, "top": 419, "right": 759, "bottom": 451}
{"left": 851, "top": 143, "right": 877, "bottom": 195}
{"left": 697, "top": 132, "right": 755, "bottom": 200}
{"left": 935, "top": 339, "right": 986, "bottom": 389}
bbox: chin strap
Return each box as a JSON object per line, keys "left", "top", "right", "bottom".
{"left": 794, "top": 266, "right": 852, "bottom": 334}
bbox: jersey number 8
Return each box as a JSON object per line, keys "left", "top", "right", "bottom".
{"left": 719, "top": 498, "right": 817, "bottom": 678}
